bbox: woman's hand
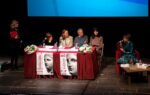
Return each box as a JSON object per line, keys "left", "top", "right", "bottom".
{"left": 120, "top": 48, "right": 125, "bottom": 53}
{"left": 99, "top": 43, "right": 104, "bottom": 49}
{"left": 14, "top": 35, "right": 19, "bottom": 39}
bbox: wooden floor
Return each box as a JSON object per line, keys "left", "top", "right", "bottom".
{"left": 0, "top": 57, "right": 150, "bottom": 95}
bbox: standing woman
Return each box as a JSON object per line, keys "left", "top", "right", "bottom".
{"left": 59, "top": 29, "right": 73, "bottom": 48}
{"left": 9, "top": 20, "right": 21, "bottom": 70}
{"left": 90, "top": 28, "right": 104, "bottom": 54}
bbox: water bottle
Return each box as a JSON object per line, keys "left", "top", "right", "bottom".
{"left": 55, "top": 42, "right": 59, "bottom": 52}
{"left": 75, "top": 43, "right": 79, "bottom": 49}
{"left": 43, "top": 43, "right": 45, "bottom": 48}
{"left": 54, "top": 42, "right": 58, "bottom": 48}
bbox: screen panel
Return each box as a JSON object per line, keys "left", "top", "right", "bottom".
{"left": 27, "top": 0, "right": 148, "bottom": 17}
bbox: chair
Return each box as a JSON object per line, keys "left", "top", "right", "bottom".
{"left": 100, "top": 44, "right": 104, "bottom": 58}
{"left": 115, "top": 49, "right": 140, "bottom": 76}
{"left": 99, "top": 44, "right": 104, "bottom": 71}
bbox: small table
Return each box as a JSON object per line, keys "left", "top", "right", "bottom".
{"left": 121, "top": 66, "right": 150, "bottom": 85}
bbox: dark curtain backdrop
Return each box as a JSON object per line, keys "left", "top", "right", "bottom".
{"left": 0, "top": 0, "right": 149, "bottom": 58}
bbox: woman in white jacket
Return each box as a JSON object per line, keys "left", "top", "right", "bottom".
{"left": 59, "top": 29, "right": 73, "bottom": 48}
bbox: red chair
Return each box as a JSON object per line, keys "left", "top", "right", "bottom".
{"left": 115, "top": 49, "right": 140, "bottom": 76}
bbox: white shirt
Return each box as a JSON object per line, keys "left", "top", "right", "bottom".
{"left": 59, "top": 36, "right": 73, "bottom": 48}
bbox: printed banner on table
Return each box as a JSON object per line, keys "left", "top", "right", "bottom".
{"left": 60, "top": 53, "right": 77, "bottom": 76}
{"left": 36, "top": 52, "right": 53, "bottom": 75}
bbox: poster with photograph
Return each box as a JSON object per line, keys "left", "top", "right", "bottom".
{"left": 60, "top": 53, "right": 77, "bottom": 76}
{"left": 36, "top": 52, "right": 53, "bottom": 75}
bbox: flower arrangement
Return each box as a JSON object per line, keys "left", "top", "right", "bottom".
{"left": 79, "top": 44, "right": 95, "bottom": 53}
{"left": 24, "top": 44, "right": 38, "bottom": 54}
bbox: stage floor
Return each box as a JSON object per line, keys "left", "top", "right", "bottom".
{"left": 0, "top": 56, "right": 150, "bottom": 95}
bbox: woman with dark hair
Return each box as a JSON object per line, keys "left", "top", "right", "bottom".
{"left": 9, "top": 19, "right": 22, "bottom": 70}
{"left": 90, "top": 28, "right": 104, "bottom": 53}
{"left": 117, "top": 33, "right": 139, "bottom": 64}
{"left": 59, "top": 29, "right": 73, "bottom": 48}
{"left": 42, "top": 32, "right": 55, "bottom": 46}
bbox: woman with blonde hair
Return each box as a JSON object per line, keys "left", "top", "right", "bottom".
{"left": 59, "top": 29, "right": 73, "bottom": 48}
{"left": 9, "top": 19, "right": 21, "bottom": 70}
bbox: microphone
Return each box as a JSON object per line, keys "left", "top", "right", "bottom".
{"left": 44, "top": 37, "right": 47, "bottom": 40}
{"left": 84, "top": 40, "right": 87, "bottom": 44}
{"left": 43, "top": 37, "right": 47, "bottom": 42}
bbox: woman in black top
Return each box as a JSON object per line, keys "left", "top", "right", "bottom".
{"left": 42, "top": 32, "right": 55, "bottom": 46}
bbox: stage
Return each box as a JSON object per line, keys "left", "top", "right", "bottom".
{"left": 0, "top": 57, "right": 150, "bottom": 95}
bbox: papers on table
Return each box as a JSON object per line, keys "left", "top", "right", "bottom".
{"left": 58, "top": 47, "right": 78, "bottom": 52}
{"left": 120, "top": 63, "right": 150, "bottom": 69}
{"left": 45, "top": 46, "right": 53, "bottom": 49}
{"left": 136, "top": 63, "right": 150, "bottom": 69}
{"left": 120, "top": 64, "right": 130, "bottom": 68}
{"left": 38, "top": 46, "right": 57, "bottom": 52}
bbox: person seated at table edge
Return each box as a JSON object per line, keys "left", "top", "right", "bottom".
{"left": 59, "top": 29, "right": 73, "bottom": 48}
{"left": 74, "top": 28, "right": 88, "bottom": 47}
{"left": 90, "top": 28, "right": 104, "bottom": 53}
{"left": 42, "top": 32, "right": 56, "bottom": 46}
{"left": 117, "top": 33, "right": 139, "bottom": 64}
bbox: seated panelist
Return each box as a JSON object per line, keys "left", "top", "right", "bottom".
{"left": 74, "top": 28, "right": 88, "bottom": 47}
{"left": 117, "top": 33, "right": 139, "bottom": 64}
{"left": 42, "top": 32, "right": 55, "bottom": 46}
{"left": 59, "top": 29, "right": 73, "bottom": 48}
{"left": 90, "top": 28, "right": 104, "bottom": 53}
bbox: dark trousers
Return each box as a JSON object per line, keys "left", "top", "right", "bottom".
{"left": 10, "top": 47, "right": 19, "bottom": 69}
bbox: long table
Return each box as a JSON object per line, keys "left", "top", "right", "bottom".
{"left": 24, "top": 48, "right": 99, "bottom": 80}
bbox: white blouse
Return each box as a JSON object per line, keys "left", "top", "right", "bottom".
{"left": 59, "top": 36, "right": 73, "bottom": 48}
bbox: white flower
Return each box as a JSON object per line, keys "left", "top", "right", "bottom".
{"left": 79, "top": 46, "right": 85, "bottom": 51}
{"left": 24, "top": 46, "right": 30, "bottom": 52}
{"left": 86, "top": 46, "right": 92, "bottom": 52}
{"left": 24, "top": 44, "right": 38, "bottom": 54}
{"left": 79, "top": 44, "right": 92, "bottom": 52}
